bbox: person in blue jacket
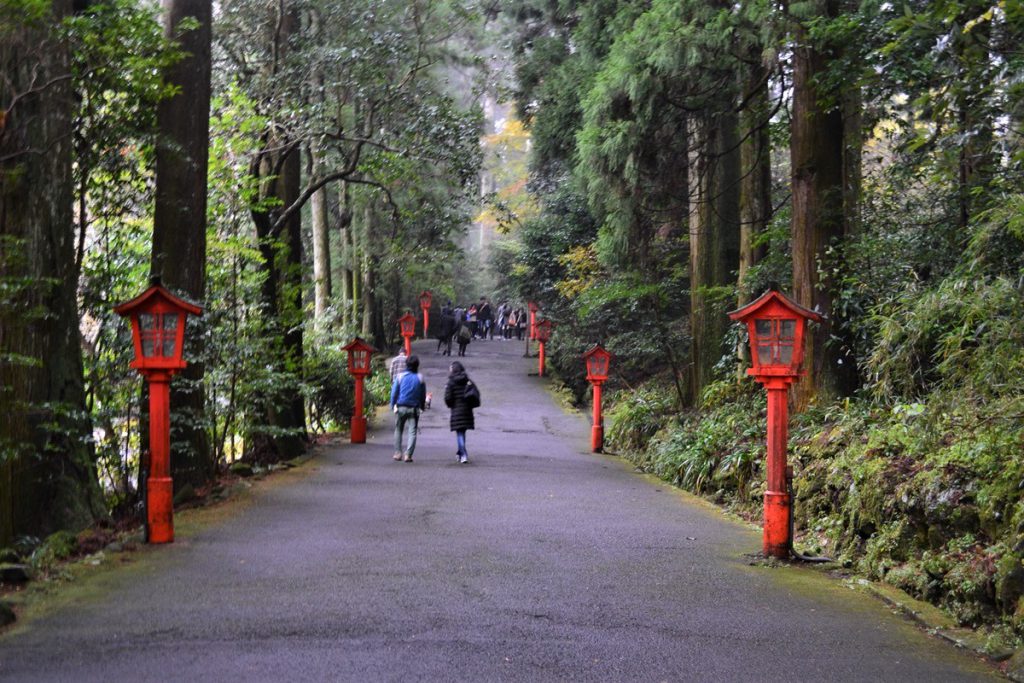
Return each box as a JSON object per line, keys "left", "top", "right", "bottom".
{"left": 390, "top": 354, "right": 426, "bottom": 462}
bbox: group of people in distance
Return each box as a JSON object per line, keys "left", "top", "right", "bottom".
{"left": 389, "top": 347, "right": 479, "bottom": 465}
{"left": 436, "top": 298, "right": 531, "bottom": 357}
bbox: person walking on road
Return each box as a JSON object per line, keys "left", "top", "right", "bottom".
{"left": 456, "top": 318, "right": 472, "bottom": 356}
{"left": 478, "top": 297, "right": 492, "bottom": 339}
{"left": 437, "top": 301, "right": 455, "bottom": 355}
{"left": 444, "top": 360, "right": 478, "bottom": 464}
{"left": 390, "top": 355, "right": 426, "bottom": 462}
{"left": 389, "top": 346, "right": 407, "bottom": 382}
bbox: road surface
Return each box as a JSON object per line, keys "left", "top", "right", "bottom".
{"left": 0, "top": 338, "right": 997, "bottom": 681}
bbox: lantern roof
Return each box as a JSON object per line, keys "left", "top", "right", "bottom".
{"left": 114, "top": 282, "right": 203, "bottom": 317}
{"left": 727, "top": 289, "right": 821, "bottom": 324}
{"left": 342, "top": 336, "right": 377, "bottom": 354}
{"left": 583, "top": 343, "right": 611, "bottom": 361}
{"left": 398, "top": 311, "right": 416, "bottom": 322}
{"left": 528, "top": 300, "right": 539, "bottom": 312}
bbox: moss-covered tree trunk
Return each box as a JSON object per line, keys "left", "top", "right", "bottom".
{"left": 151, "top": 0, "right": 213, "bottom": 491}
{"left": 336, "top": 181, "right": 354, "bottom": 330}
{"left": 790, "top": 0, "right": 849, "bottom": 406}
{"left": 246, "top": 4, "right": 306, "bottom": 462}
{"left": 360, "top": 203, "right": 377, "bottom": 341}
{"left": 0, "top": 1, "right": 104, "bottom": 545}
{"left": 689, "top": 111, "right": 741, "bottom": 405}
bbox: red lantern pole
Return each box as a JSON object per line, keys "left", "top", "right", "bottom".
{"left": 538, "top": 341, "right": 546, "bottom": 377}
{"left": 728, "top": 289, "right": 821, "bottom": 559}
{"left": 398, "top": 312, "right": 416, "bottom": 356}
{"left": 342, "top": 337, "right": 375, "bottom": 445}
{"left": 763, "top": 376, "right": 794, "bottom": 557}
{"left": 352, "top": 376, "right": 367, "bottom": 443}
{"left": 147, "top": 371, "right": 174, "bottom": 543}
{"left": 419, "top": 290, "right": 432, "bottom": 338}
{"left": 591, "top": 381, "right": 603, "bottom": 453}
{"left": 115, "top": 281, "right": 202, "bottom": 545}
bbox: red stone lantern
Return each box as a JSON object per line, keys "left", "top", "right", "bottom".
{"left": 342, "top": 337, "right": 376, "bottom": 444}
{"left": 419, "top": 290, "right": 433, "bottom": 338}
{"left": 535, "top": 319, "right": 553, "bottom": 377}
{"left": 114, "top": 280, "right": 203, "bottom": 544}
{"left": 583, "top": 344, "right": 612, "bottom": 453}
{"left": 527, "top": 300, "right": 540, "bottom": 340}
{"left": 728, "top": 289, "right": 821, "bottom": 559}
{"left": 398, "top": 311, "right": 416, "bottom": 356}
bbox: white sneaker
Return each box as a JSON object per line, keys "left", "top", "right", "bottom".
{"left": 459, "top": 455, "right": 468, "bottom": 464}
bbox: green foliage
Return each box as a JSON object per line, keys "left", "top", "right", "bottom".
{"left": 606, "top": 385, "right": 674, "bottom": 452}
{"left": 617, "top": 380, "right": 765, "bottom": 496}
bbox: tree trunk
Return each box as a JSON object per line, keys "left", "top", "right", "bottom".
{"left": 689, "top": 111, "right": 741, "bottom": 405}
{"left": 954, "top": 3, "right": 995, "bottom": 231}
{"left": 245, "top": 4, "right": 305, "bottom": 462}
{"left": 310, "top": 149, "right": 332, "bottom": 324}
{"left": 337, "top": 181, "right": 354, "bottom": 329}
{"left": 151, "top": 0, "right": 213, "bottom": 490}
{"left": 0, "top": 0, "right": 104, "bottom": 544}
{"left": 280, "top": 144, "right": 306, "bottom": 440}
{"left": 842, "top": 86, "right": 862, "bottom": 238}
{"left": 360, "top": 203, "right": 375, "bottom": 340}
{"left": 738, "top": 57, "right": 772, "bottom": 304}
{"left": 790, "top": 0, "right": 849, "bottom": 405}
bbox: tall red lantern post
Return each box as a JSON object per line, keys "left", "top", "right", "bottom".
{"left": 342, "top": 337, "right": 376, "bottom": 443}
{"left": 114, "top": 280, "right": 203, "bottom": 544}
{"left": 535, "top": 319, "right": 552, "bottom": 377}
{"left": 527, "top": 301, "right": 539, "bottom": 340}
{"left": 583, "top": 344, "right": 611, "bottom": 453}
{"left": 398, "top": 312, "right": 416, "bottom": 356}
{"left": 419, "top": 290, "right": 432, "bottom": 338}
{"left": 728, "top": 289, "right": 821, "bottom": 559}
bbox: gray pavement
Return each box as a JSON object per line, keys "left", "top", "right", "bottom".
{"left": 0, "top": 337, "right": 999, "bottom": 681}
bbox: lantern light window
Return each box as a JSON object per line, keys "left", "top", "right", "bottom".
{"left": 139, "top": 312, "right": 181, "bottom": 358}
{"left": 755, "top": 318, "right": 796, "bottom": 367}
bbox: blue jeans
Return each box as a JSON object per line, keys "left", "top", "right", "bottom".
{"left": 394, "top": 406, "right": 419, "bottom": 456}
{"left": 456, "top": 430, "right": 467, "bottom": 457}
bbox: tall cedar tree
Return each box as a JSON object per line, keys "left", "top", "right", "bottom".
{"left": 151, "top": 0, "right": 214, "bottom": 490}
{"left": 247, "top": 4, "right": 307, "bottom": 462}
{"left": 789, "top": 0, "right": 855, "bottom": 404}
{"left": 0, "top": 0, "right": 104, "bottom": 544}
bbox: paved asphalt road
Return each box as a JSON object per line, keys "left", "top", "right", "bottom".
{"left": 0, "top": 338, "right": 999, "bottom": 681}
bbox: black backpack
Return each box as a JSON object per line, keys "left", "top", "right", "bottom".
{"left": 463, "top": 380, "right": 481, "bottom": 408}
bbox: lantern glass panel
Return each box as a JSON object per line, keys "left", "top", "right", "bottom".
{"left": 780, "top": 319, "right": 796, "bottom": 339}
{"left": 161, "top": 313, "right": 179, "bottom": 357}
{"left": 755, "top": 319, "right": 772, "bottom": 338}
{"left": 757, "top": 344, "right": 773, "bottom": 365}
{"left": 778, "top": 344, "right": 794, "bottom": 365}
{"left": 139, "top": 313, "right": 157, "bottom": 357}
{"left": 353, "top": 351, "right": 368, "bottom": 371}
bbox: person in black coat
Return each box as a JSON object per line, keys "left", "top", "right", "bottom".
{"left": 444, "top": 360, "right": 475, "bottom": 464}
{"left": 437, "top": 302, "right": 455, "bottom": 355}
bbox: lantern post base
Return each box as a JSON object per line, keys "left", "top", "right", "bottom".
{"left": 147, "top": 476, "right": 174, "bottom": 544}
{"left": 351, "top": 415, "right": 367, "bottom": 444}
{"left": 763, "top": 490, "right": 791, "bottom": 558}
{"left": 591, "top": 425, "right": 603, "bottom": 453}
